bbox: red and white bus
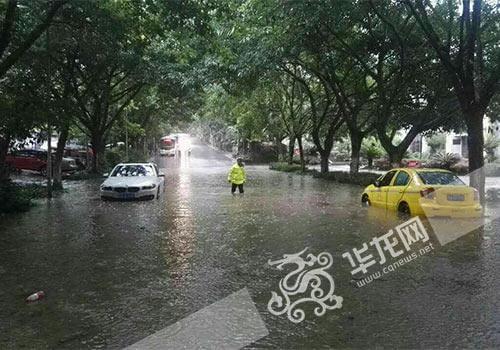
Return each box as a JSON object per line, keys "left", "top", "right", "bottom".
{"left": 159, "top": 136, "right": 176, "bottom": 156}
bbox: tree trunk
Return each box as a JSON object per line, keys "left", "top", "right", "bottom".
{"left": 465, "top": 113, "right": 485, "bottom": 203}
{"left": 0, "top": 135, "right": 11, "bottom": 182}
{"left": 349, "top": 131, "right": 363, "bottom": 174}
{"left": 368, "top": 157, "right": 374, "bottom": 168}
{"left": 90, "top": 132, "right": 105, "bottom": 173}
{"left": 53, "top": 124, "right": 69, "bottom": 190}
{"left": 388, "top": 150, "right": 405, "bottom": 168}
{"left": 297, "top": 135, "right": 305, "bottom": 171}
{"left": 319, "top": 151, "right": 329, "bottom": 173}
{"left": 287, "top": 136, "right": 295, "bottom": 164}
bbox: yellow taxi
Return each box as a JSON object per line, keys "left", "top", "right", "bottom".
{"left": 361, "top": 168, "right": 483, "bottom": 217}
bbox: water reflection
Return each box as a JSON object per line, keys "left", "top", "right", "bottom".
{"left": 162, "top": 154, "right": 195, "bottom": 288}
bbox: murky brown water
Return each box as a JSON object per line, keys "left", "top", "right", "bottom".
{"left": 0, "top": 141, "right": 499, "bottom": 349}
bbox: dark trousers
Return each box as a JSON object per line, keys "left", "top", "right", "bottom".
{"left": 231, "top": 183, "right": 244, "bottom": 194}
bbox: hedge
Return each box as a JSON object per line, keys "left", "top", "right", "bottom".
{"left": 312, "top": 170, "right": 381, "bottom": 186}
{"left": 269, "top": 162, "right": 307, "bottom": 172}
{"left": 0, "top": 181, "right": 47, "bottom": 214}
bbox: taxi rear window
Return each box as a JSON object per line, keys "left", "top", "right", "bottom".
{"left": 417, "top": 171, "right": 464, "bottom": 185}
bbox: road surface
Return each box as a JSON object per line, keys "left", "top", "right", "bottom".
{"left": 0, "top": 140, "right": 499, "bottom": 349}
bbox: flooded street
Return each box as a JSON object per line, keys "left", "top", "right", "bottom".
{"left": 1, "top": 140, "right": 499, "bottom": 349}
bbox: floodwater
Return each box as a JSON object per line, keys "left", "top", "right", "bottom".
{"left": 0, "top": 140, "right": 499, "bottom": 349}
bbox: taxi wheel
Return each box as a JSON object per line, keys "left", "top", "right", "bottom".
{"left": 361, "top": 194, "right": 371, "bottom": 207}
{"left": 398, "top": 202, "right": 411, "bottom": 216}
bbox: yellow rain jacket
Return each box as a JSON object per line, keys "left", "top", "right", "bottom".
{"left": 228, "top": 164, "right": 246, "bottom": 184}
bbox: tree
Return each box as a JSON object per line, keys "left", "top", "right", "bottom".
{"left": 405, "top": 0, "right": 500, "bottom": 201}
{"left": 0, "top": 0, "right": 67, "bottom": 181}
{"left": 427, "top": 134, "right": 446, "bottom": 155}
{"left": 361, "top": 137, "right": 385, "bottom": 168}
{"left": 0, "top": 0, "right": 67, "bottom": 78}
{"left": 268, "top": 71, "right": 311, "bottom": 170}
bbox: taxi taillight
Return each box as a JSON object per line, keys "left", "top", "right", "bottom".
{"left": 420, "top": 187, "right": 436, "bottom": 199}
{"left": 473, "top": 189, "right": 479, "bottom": 201}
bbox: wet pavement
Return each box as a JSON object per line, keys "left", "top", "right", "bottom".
{"left": 0, "top": 140, "right": 499, "bottom": 349}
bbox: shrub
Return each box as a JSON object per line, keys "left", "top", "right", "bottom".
{"left": 66, "top": 170, "right": 103, "bottom": 180}
{"left": 105, "top": 150, "right": 123, "bottom": 171}
{"left": 312, "top": 170, "right": 381, "bottom": 186}
{"left": 361, "top": 137, "right": 385, "bottom": 168}
{"left": 104, "top": 147, "right": 148, "bottom": 172}
{"left": 485, "top": 135, "right": 500, "bottom": 163}
{"left": 450, "top": 160, "right": 470, "bottom": 175}
{"left": 269, "top": 162, "right": 306, "bottom": 172}
{"left": 0, "top": 181, "right": 46, "bottom": 214}
{"left": 373, "top": 158, "right": 391, "bottom": 170}
{"left": 427, "top": 152, "right": 460, "bottom": 170}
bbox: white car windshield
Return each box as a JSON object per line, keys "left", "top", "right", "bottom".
{"left": 111, "top": 165, "right": 154, "bottom": 177}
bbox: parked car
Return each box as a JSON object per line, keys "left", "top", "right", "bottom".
{"left": 100, "top": 163, "right": 165, "bottom": 200}
{"left": 6, "top": 149, "right": 78, "bottom": 175}
{"left": 361, "top": 168, "right": 482, "bottom": 218}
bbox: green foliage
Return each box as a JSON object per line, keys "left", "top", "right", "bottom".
{"left": 426, "top": 134, "right": 446, "bottom": 155}
{"left": 104, "top": 146, "right": 148, "bottom": 172}
{"left": 361, "top": 137, "right": 385, "bottom": 163}
{"left": 333, "top": 139, "right": 351, "bottom": 162}
{"left": 428, "top": 152, "right": 461, "bottom": 170}
{"left": 0, "top": 182, "right": 47, "bottom": 214}
{"left": 312, "top": 171, "right": 381, "bottom": 187}
{"left": 484, "top": 134, "right": 500, "bottom": 163}
{"left": 269, "top": 162, "right": 307, "bottom": 173}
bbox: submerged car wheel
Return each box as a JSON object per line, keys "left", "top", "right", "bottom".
{"left": 398, "top": 202, "right": 411, "bottom": 217}
{"left": 361, "top": 194, "right": 371, "bottom": 207}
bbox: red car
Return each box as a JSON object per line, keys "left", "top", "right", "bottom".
{"left": 6, "top": 149, "right": 78, "bottom": 175}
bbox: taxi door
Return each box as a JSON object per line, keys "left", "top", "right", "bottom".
{"left": 374, "top": 170, "right": 398, "bottom": 208}
{"left": 386, "top": 170, "right": 412, "bottom": 210}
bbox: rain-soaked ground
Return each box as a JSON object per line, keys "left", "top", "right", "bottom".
{"left": 0, "top": 140, "right": 499, "bottom": 349}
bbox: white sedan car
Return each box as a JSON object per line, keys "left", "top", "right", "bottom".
{"left": 100, "top": 163, "right": 165, "bottom": 200}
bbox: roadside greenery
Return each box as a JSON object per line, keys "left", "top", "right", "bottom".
{"left": 0, "top": 181, "right": 47, "bottom": 214}
{"left": 312, "top": 171, "right": 381, "bottom": 187}
{"left": 269, "top": 162, "right": 307, "bottom": 173}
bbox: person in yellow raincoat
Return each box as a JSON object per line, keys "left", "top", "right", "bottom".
{"left": 228, "top": 157, "right": 246, "bottom": 194}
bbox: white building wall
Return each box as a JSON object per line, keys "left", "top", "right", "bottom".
{"left": 443, "top": 117, "right": 500, "bottom": 159}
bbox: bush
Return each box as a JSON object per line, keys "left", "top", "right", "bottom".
{"left": 0, "top": 181, "right": 46, "bottom": 214}
{"left": 485, "top": 135, "right": 500, "bottom": 163}
{"left": 269, "top": 162, "right": 306, "bottom": 172}
{"left": 105, "top": 150, "right": 123, "bottom": 171}
{"left": 373, "top": 158, "right": 392, "bottom": 170}
{"left": 65, "top": 170, "right": 103, "bottom": 180}
{"left": 104, "top": 147, "right": 148, "bottom": 172}
{"left": 449, "top": 160, "right": 470, "bottom": 175}
{"left": 427, "top": 152, "right": 461, "bottom": 170}
{"left": 361, "top": 137, "right": 385, "bottom": 168}
{"left": 312, "top": 170, "right": 381, "bottom": 186}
